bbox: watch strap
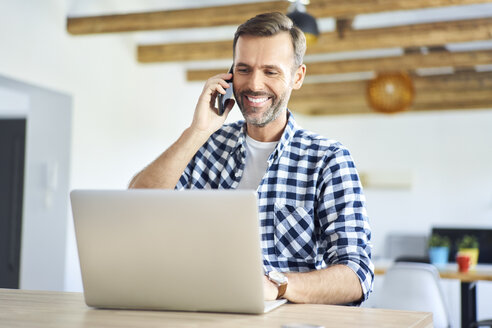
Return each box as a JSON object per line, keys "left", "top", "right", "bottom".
{"left": 267, "top": 271, "right": 288, "bottom": 299}
{"left": 276, "top": 282, "right": 287, "bottom": 299}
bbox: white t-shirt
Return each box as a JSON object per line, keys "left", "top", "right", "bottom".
{"left": 236, "top": 134, "right": 278, "bottom": 190}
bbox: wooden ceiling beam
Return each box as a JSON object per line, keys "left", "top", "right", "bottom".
{"left": 313, "top": 17, "right": 492, "bottom": 54}
{"left": 139, "top": 40, "right": 232, "bottom": 63}
{"left": 293, "top": 71, "right": 492, "bottom": 98}
{"left": 67, "top": 0, "right": 492, "bottom": 35}
{"left": 410, "top": 70, "right": 492, "bottom": 90}
{"left": 290, "top": 92, "right": 492, "bottom": 115}
{"left": 288, "top": 71, "right": 492, "bottom": 115}
{"left": 308, "top": 0, "right": 492, "bottom": 18}
{"left": 186, "top": 49, "right": 492, "bottom": 81}
{"left": 67, "top": 2, "right": 288, "bottom": 34}
{"left": 138, "top": 17, "right": 492, "bottom": 63}
{"left": 292, "top": 71, "right": 492, "bottom": 99}
{"left": 290, "top": 98, "right": 492, "bottom": 115}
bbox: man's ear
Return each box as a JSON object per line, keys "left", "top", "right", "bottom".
{"left": 292, "top": 64, "right": 306, "bottom": 90}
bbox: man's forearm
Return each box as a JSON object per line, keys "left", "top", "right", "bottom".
{"left": 283, "top": 265, "right": 363, "bottom": 304}
{"left": 129, "top": 127, "right": 210, "bottom": 189}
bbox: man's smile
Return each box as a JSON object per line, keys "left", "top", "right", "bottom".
{"left": 242, "top": 93, "right": 274, "bottom": 109}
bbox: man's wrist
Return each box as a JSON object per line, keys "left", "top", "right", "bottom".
{"left": 186, "top": 124, "right": 210, "bottom": 138}
{"left": 183, "top": 126, "right": 212, "bottom": 147}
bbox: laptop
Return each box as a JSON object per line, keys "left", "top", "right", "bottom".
{"left": 70, "top": 189, "right": 287, "bottom": 314}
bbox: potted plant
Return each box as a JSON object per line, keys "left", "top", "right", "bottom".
{"left": 428, "top": 234, "right": 450, "bottom": 266}
{"left": 457, "top": 235, "right": 479, "bottom": 268}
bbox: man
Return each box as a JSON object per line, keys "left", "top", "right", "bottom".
{"left": 130, "top": 12, "right": 373, "bottom": 305}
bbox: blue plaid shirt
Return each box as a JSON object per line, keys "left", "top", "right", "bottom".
{"left": 176, "top": 111, "right": 374, "bottom": 302}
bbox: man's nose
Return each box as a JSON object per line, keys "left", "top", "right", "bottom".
{"left": 247, "top": 70, "right": 265, "bottom": 91}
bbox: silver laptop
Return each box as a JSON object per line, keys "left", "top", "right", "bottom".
{"left": 70, "top": 189, "right": 286, "bottom": 314}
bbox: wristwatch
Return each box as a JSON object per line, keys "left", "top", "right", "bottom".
{"left": 267, "top": 271, "right": 288, "bottom": 299}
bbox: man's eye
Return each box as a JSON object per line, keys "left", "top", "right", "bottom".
{"left": 266, "top": 71, "right": 278, "bottom": 75}
{"left": 237, "top": 68, "right": 249, "bottom": 73}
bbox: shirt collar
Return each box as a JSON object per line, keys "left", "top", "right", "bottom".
{"left": 268, "top": 109, "right": 298, "bottom": 164}
{"left": 233, "top": 109, "right": 299, "bottom": 162}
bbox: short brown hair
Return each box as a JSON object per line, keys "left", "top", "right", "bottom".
{"left": 233, "top": 12, "right": 306, "bottom": 68}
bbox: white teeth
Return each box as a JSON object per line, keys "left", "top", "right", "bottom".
{"left": 247, "top": 96, "right": 268, "bottom": 103}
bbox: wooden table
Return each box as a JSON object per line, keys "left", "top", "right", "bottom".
{"left": 375, "top": 261, "right": 492, "bottom": 282}
{"left": 375, "top": 260, "right": 492, "bottom": 328}
{"left": 0, "top": 288, "right": 433, "bottom": 328}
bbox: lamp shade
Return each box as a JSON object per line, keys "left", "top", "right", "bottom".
{"left": 367, "top": 72, "right": 415, "bottom": 113}
{"left": 287, "top": 9, "right": 319, "bottom": 45}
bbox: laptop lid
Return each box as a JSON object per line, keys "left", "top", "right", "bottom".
{"left": 70, "top": 189, "right": 272, "bottom": 314}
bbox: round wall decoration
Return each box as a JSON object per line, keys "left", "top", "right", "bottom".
{"left": 367, "top": 72, "right": 415, "bottom": 113}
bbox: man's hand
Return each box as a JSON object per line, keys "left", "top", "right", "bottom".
{"left": 190, "top": 73, "right": 235, "bottom": 137}
{"left": 263, "top": 275, "right": 279, "bottom": 301}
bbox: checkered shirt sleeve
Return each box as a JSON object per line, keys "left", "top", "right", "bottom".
{"left": 316, "top": 146, "right": 374, "bottom": 303}
{"left": 175, "top": 112, "right": 374, "bottom": 303}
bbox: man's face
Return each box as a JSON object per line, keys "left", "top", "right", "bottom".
{"left": 233, "top": 32, "right": 304, "bottom": 127}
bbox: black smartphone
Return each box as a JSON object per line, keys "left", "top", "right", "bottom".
{"left": 218, "top": 65, "right": 234, "bottom": 115}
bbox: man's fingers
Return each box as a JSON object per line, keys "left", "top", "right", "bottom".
{"left": 216, "top": 72, "right": 233, "bottom": 81}
{"left": 203, "top": 78, "right": 229, "bottom": 99}
{"left": 209, "top": 73, "right": 233, "bottom": 91}
{"left": 216, "top": 84, "right": 227, "bottom": 95}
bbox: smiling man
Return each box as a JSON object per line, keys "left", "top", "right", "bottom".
{"left": 130, "top": 12, "right": 373, "bottom": 305}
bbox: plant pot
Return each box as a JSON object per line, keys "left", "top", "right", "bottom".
{"left": 458, "top": 248, "right": 479, "bottom": 268}
{"left": 429, "top": 246, "right": 449, "bottom": 266}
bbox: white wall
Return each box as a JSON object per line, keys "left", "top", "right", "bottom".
{"left": 1, "top": 0, "right": 491, "bottom": 325}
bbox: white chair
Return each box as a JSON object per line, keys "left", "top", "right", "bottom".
{"left": 377, "top": 262, "right": 451, "bottom": 328}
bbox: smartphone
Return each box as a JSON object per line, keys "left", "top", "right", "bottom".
{"left": 218, "top": 65, "right": 234, "bottom": 115}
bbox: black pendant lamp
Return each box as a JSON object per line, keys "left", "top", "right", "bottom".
{"left": 287, "top": 0, "right": 320, "bottom": 45}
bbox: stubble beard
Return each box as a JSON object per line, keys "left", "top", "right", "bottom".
{"left": 234, "top": 89, "right": 291, "bottom": 127}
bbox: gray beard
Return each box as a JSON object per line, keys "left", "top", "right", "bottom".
{"left": 235, "top": 90, "right": 290, "bottom": 127}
